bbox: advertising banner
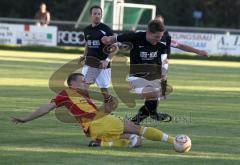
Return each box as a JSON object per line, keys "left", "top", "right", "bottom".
{"left": 0, "top": 23, "right": 21, "bottom": 44}
{"left": 57, "top": 26, "right": 86, "bottom": 46}
{"left": 170, "top": 31, "right": 240, "bottom": 56}
{"left": 0, "top": 23, "right": 57, "bottom": 46}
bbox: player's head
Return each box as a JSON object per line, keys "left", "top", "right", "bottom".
{"left": 146, "top": 20, "right": 165, "bottom": 45}
{"left": 67, "top": 73, "right": 87, "bottom": 90}
{"left": 154, "top": 15, "right": 165, "bottom": 24}
{"left": 89, "top": 5, "right": 102, "bottom": 25}
{"left": 40, "top": 2, "right": 47, "bottom": 12}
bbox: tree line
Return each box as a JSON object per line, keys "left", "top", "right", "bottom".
{"left": 0, "top": 0, "right": 239, "bottom": 29}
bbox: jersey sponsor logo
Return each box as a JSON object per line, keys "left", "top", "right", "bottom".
{"left": 140, "top": 51, "right": 158, "bottom": 60}
{"left": 87, "top": 40, "right": 100, "bottom": 48}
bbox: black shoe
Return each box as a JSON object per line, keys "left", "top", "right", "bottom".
{"left": 130, "top": 106, "right": 150, "bottom": 124}
{"left": 150, "top": 112, "right": 172, "bottom": 122}
{"left": 88, "top": 140, "right": 101, "bottom": 147}
{"left": 130, "top": 114, "right": 149, "bottom": 125}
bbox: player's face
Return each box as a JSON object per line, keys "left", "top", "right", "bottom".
{"left": 147, "top": 31, "right": 164, "bottom": 45}
{"left": 72, "top": 76, "right": 88, "bottom": 90}
{"left": 90, "top": 8, "right": 102, "bottom": 24}
{"left": 40, "top": 4, "right": 46, "bottom": 12}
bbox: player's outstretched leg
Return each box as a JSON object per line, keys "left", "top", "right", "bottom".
{"left": 139, "top": 126, "right": 174, "bottom": 144}
{"left": 124, "top": 119, "right": 174, "bottom": 144}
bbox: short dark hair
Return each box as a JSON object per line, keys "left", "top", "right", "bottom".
{"left": 155, "top": 15, "right": 165, "bottom": 23}
{"left": 89, "top": 5, "right": 102, "bottom": 14}
{"left": 40, "top": 2, "right": 46, "bottom": 7}
{"left": 67, "top": 73, "right": 84, "bottom": 86}
{"left": 148, "top": 20, "right": 165, "bottom": 33}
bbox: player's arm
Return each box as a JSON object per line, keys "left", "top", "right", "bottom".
{"left": 79, "top": 29, "right": 88, "bottom": 64}
{"left": 100, "top": 27, "right": 119, "bottom": 68}
{"left": 102, "top": 32, "right": 136, "bottom": 45}
{"left": 11, "top": 102, "right": 56, "bottom": 124}
{"left": 174, "top": 41, "right": 208, "bottom": 57}
{"left": 78, "top": 43, "right": 88, "bottom": 64}
{"left": 101, "top": 35, "right": 117, "bottom": 45}
{"left": 100, "top": 42, "right": 119, "bottom": 69}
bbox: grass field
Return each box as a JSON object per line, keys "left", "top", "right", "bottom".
{"left": 0, "top": 50, "right": 240, "bottom": 165}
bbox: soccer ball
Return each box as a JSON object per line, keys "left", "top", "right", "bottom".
{"left": 173, "top": 135, "right": 191, "bottom": 153}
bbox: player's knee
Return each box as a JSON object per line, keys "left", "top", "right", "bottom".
{"left": 124, "top": 119, "right": 141, "bottom": 134}
{"left": 142, "top": 86, "right": 159, "bottom": 99}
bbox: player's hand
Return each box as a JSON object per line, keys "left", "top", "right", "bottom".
{"left": 198, "top": 50, "right": 209, "bottom": 57}
{"left": 101, "top": 36, "right": 110, "bottom": 45}
{"left": 99, "top": 60, "right": 109, "bottom": 69}
{"left": 11, "top": 117, "right": 26, "bottom": 124}
{"left": 78, "top": 56, "right": 86, "bottom": 65}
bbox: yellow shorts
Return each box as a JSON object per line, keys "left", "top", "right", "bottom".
{"left": 89, "top": 115, "right": 124, "bottom": 141}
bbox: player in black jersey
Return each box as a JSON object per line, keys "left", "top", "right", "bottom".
{"left": 78, "top": 6, "right": 117, "bottom": 112}
{"left": 102, "top": 20, "right": 173, "bottom": 124}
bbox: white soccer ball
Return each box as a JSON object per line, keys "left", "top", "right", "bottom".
{"left": 173, "top": 134, "right": 191, "bottom": 153}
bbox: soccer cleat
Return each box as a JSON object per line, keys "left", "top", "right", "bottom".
{"left": 130, "top": 114, "right": 149, "bottom": 125}
{"left": 88, "top": 140, "right": 101, "bottom": 147}
{"left": 150, "top": 112, "right": 172, "bottom": 122}
{"left": 130, "top": 106, "right": 150, "bottom": 124}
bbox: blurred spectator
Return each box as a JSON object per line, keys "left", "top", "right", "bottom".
{"left": 35, "top": 2, "right": 51, "bottom": 26}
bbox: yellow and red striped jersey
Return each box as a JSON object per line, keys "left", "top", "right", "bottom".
{"left": 51, "top": 88, "right": 105, "bottom": 135}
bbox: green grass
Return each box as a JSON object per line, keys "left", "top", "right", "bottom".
{"left": 0, "top": 44, "right": 84, "bottom": 54}
{"left": 0, "top": 50, "right": 240, "bottom": 165}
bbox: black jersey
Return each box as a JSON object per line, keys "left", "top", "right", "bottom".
{"left": 117, "top": 32, "right": 167, "bottom": 80}
{"left": 84, "top": 23, "right": 113, "bottom": 68}
{"left": 160, "top": 31, "right": 171, "bottom": 59}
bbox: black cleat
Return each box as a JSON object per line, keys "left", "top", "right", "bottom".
{"left": 130, "top": 114, "right": 149, "bottom": 125}
{"left": 130, "top": 105, "right": 150, "bottom": 124}
{"left": 88, "top": 140, "right": 101, "bottom": 147}
{"left": 150, "top": 112, "right": 172, "bottom": 122}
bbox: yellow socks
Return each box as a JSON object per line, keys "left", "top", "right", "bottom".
{"left": 140, "top": 126, "right": 174, "bottom": 144}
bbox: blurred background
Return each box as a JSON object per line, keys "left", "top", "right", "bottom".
{"left": 1, "top": 0, "right": 240, "bottom": 28}
{"left": 1, "top": 1, "right": 240, "bottom": 165}
{"left": 1, "top": 0, "right": 240, "bottom": 56}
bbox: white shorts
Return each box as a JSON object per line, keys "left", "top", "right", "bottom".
{"left": 127, "top": 76, "right": 161, "bottom": 94}
{"left": 81, "top": 65, "right": 111, "bottom": 88}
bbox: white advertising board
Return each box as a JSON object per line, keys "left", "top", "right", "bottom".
{"left": 170, "top": 31, "right": 240, "bottom": 56}
{"left": 0, "top": 23, "right": 57, "bottom": 46}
